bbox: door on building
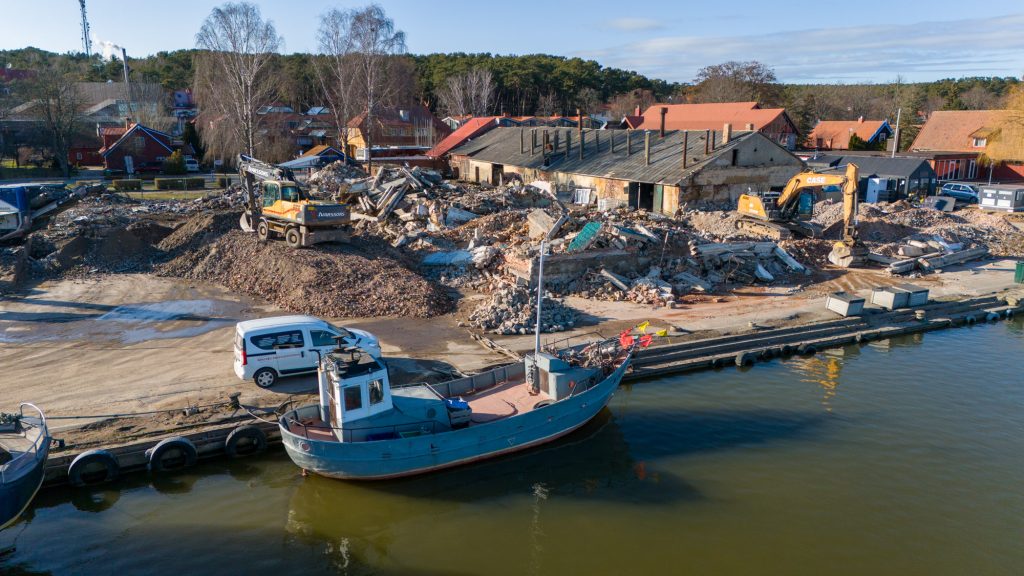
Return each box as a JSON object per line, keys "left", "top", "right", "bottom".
{"left": 627, "top": 182, "right": 655, "bottom": 211}
{"left": 474, "top": 166, "right": 480, "bottom": 183}
{"left": 492, "top": 164, "right": 504, "bottom": 186}
{"left": 124, "top": 155, "right": 135, "bottom": 175}
{"left": 653, "top": 184, "right": 664, "bottom": 214}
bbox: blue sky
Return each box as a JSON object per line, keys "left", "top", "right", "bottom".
{"left": 3, "top": 0, "right": 1023, "bottom": 83}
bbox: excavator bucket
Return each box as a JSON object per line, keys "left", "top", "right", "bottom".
{"left": 239, "top": 212, "right": 255, "bottom": 233}
{"left": 827, "top": 241, "right": 869, "bottom": 268}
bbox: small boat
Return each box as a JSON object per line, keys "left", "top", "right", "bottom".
{"left": 1, "top": 403, "right": 50, "bottom": 531}
{"left": 279, "top": 339, "right": 631, "bottom": 480}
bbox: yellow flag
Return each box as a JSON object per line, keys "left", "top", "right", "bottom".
{"left": 655, "top": 329, "right": 668, "bottom": 337}
{"left": 637, "top": 321, "right": 650, "bottom": 333}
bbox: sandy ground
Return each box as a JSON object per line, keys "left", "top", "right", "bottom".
{"left": 1, "top": 260, "right": 1019, "bottom": 434}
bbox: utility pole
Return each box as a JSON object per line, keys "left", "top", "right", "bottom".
{"left": 891, "top": 108, "right": 901, "bottom": 158}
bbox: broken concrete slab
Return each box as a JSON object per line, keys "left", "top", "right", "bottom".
{"left": 528, "top": 209, "right": 557, "bottom": 239}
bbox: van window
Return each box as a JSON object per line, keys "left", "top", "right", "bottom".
{"left": 344, "top": 385, "right": 362, "bottom": 411}
{"left": 250, "top": 330, "right": 305, "bottom": 350}
{"left": 234, "top": 332, "right": 243, "bottom": 350}
{"left": 310, "top": 330, "right": 337, "bottom": 347}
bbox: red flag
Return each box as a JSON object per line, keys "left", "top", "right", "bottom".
{"left": 638, "top": 335, "right": 654, "bottom": 348}
{"left": 619, "top": 333, "right": 635, "bottom": 348}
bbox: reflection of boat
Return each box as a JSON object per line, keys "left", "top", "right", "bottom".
{"left": 1, "top": 404, "right": 49, "bottom": 530}
{"left": 279, "top": 340, "right": 631, "bottom": 480}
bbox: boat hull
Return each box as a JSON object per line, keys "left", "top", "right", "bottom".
{"left": 0, "top": 442, "right": 48, "bottom": 531}
{"left": 281, "top": 357, "right": 629, "bottom": 480}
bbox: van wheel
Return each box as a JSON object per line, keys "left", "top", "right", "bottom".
{"left": 285, "top": 228, "right": 302, "bottom": 248}
{"left": 254, "top": 368, "right": 278, "bottom": 388}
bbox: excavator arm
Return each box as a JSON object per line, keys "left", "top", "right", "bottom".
{"left": 826, "top": 163, "right": 869, "bottom": 268}
{"left": 774, "top": 169, "right": 852, "bottom": 218}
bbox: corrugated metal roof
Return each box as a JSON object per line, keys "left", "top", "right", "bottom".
{"left": 805, "top": 154, "right": 934, "bottom": 178}
{"left": 450, "top": 127, "right": 766, "bottom": 185}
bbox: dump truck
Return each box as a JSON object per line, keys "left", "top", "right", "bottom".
{"left": 237, "top": 154, "right": 350, "bottom": 248}
{"left": 0, "top": 183, "right": 103, "bottom": 243}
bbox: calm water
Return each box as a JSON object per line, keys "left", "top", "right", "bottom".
{"left": 3, "top": 320, "right": 1023, "bottom": 576}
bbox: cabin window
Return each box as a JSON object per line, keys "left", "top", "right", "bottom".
{"left": 263, "top": 183, "right": 280, "bottom": 207}
{"left": 369, "top": 379, "right": 384, "bottom": 405}
{"left": 310, "top": 330, "right": 337, "bottom": 347}
{"left": 973, "top": 137, "right": 987, "bottom": 148}
{"left": 281, "top": 185, "right": 301, "bottom": 202}
{"left": 344, "top": 385, "right": 362, "bottom": 411}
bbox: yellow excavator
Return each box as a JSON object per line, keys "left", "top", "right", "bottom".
{"left": 736, "top": 163, "right": 867, "bottom": 267}
{"left": 237, "top": 154, "right": 350, "bottom": 248}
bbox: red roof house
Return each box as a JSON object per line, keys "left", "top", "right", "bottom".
{"left": 634, "top": 102, "right": 799, "bottom": 149}
{"left": 427, "top": 116, "right": 501, "bottom": 158}
{"left": 806, "top": 118, "right": 893, "bottom": 150}
{"left": 99, "top": 123, "right": 193, "bottom": 173}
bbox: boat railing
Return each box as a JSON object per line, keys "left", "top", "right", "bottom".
{"left": 0, "top": 403, "right": 48, "bottom": 484}
{"left": 286, "top": 414, "right": 442, "bottom": 443}
{"left": 542, "top": 331, "right": 607, "bottom": 353}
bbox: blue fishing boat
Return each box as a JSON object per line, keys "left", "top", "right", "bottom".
{"left": 279, "top": 339, "right": 631, "bottom": 480}
{"left": 1, "top": 404, "right": 49, "bottom": 530}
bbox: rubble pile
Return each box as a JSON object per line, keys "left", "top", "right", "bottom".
{"left": 160, "top": 225, "right": 453, "bottom": 318}
{"left": 306, "top": 160, "right": 368, "bottom": 195}
{"left": 468, "top": 281, "right": 576, "bottom": 335}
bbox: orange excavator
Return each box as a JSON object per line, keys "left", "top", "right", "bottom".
{"left": 237, "top": 154, "right": 350, "bottom": 248}
{"left": 735, "top": 163, "right": 867, "bottom": 267}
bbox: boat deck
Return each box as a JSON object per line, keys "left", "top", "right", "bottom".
{"left": 464, "top": 379, "right": 547, "bottom": 424}
{"left": 285, "top": 380, "right": 549, "bottom": 441}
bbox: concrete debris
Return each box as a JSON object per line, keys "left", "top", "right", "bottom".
{"left": 468, "top": 281, "right": 576, "bottom": 335}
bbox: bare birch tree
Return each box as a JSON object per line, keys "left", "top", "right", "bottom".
{"left": 24, "top": 60, "right": 86, "bottom": 177}
{"left": 349, "top": 5, "right": 406, "bottom": 173}
{"left": 436, "top": 68, "right": 495, "bottom": 117}
{"left": 315, "top": 9, "right": 360, "bottom": 159}
{"left": 193, "top": 2, "right": 282, "bottom": 161}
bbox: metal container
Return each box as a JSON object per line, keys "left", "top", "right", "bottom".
{"left": 826, "top": 292, "right": 865, "bottom": 317}
{"left": 1015, "top": 261, "right": 1024, "bottom": 284}
{"left": 896, "top": 283, "right": 929, "bottom": 307}
{"left": 871, "top": 286, "right": 911, "bottom": 310}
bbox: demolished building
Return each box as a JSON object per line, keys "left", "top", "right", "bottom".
{"left": 447, "top": 124, "right": 803, "bottom": 212}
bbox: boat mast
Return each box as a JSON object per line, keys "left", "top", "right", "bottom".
{"left": 534, "top": 240, "right": 546, "bottom": 357}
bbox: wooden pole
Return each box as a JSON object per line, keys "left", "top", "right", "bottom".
{"left": 682, "top": 131, "right": 689, "bottom": 169}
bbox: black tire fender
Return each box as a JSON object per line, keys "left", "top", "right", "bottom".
{"left": 68, "top": 449, "right": 120, "bottom": 487}
{"left": 224, "top": 425, "right": 268, "bottom": 458}
{"left": 735, "top": 352, "right": 756, "bottom": 367}
{"left": 147, "top": 436, "right": 198, "bottom": 473}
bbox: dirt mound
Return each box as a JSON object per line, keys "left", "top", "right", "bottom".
{"left": 160, "top": 229, "right": 453, "bottom": 318}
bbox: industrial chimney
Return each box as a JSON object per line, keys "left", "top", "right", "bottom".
{"left": 659, "top": 107, "right": 668, "bottom": 138}
{"left": 723, "top": 123, "right": 733, "bottom": 145}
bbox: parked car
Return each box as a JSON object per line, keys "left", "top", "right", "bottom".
{"left": 939, "top": 182, "right": 979, "bottom": 203}
{"left": 233, "top": 315, "right": 382, "bottom": 388}
{"left": 184, "top": 158, "right": 200, "bottom": 173}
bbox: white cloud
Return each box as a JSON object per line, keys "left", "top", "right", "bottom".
{"left": 605, "top": 18, "right": 664, "bottom": 32}
{"left": 579, "top": 13, "right": 1024, "bottom": 83}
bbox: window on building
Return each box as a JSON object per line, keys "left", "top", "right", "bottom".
{"left": 968, "top": 160, "right": 977, "bottom": 179}
{"left": 75, "top": 152, "right": 82, "bottom": 160}
{"left": 973, "top": 137, "right": 987, "bottom": 148}
{"left": 368, "top": 380, "right": 384, "bottom": 405}
{"left": 344, "top": 385, "right": 362, "bottom": 411}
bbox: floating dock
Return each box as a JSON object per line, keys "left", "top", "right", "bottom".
{"left": 39, "top": 291, "right": 1022, "bottom": 490}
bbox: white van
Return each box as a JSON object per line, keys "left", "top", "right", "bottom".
{"left": 233, "top": 315, "right": 382, "bottom": 388}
